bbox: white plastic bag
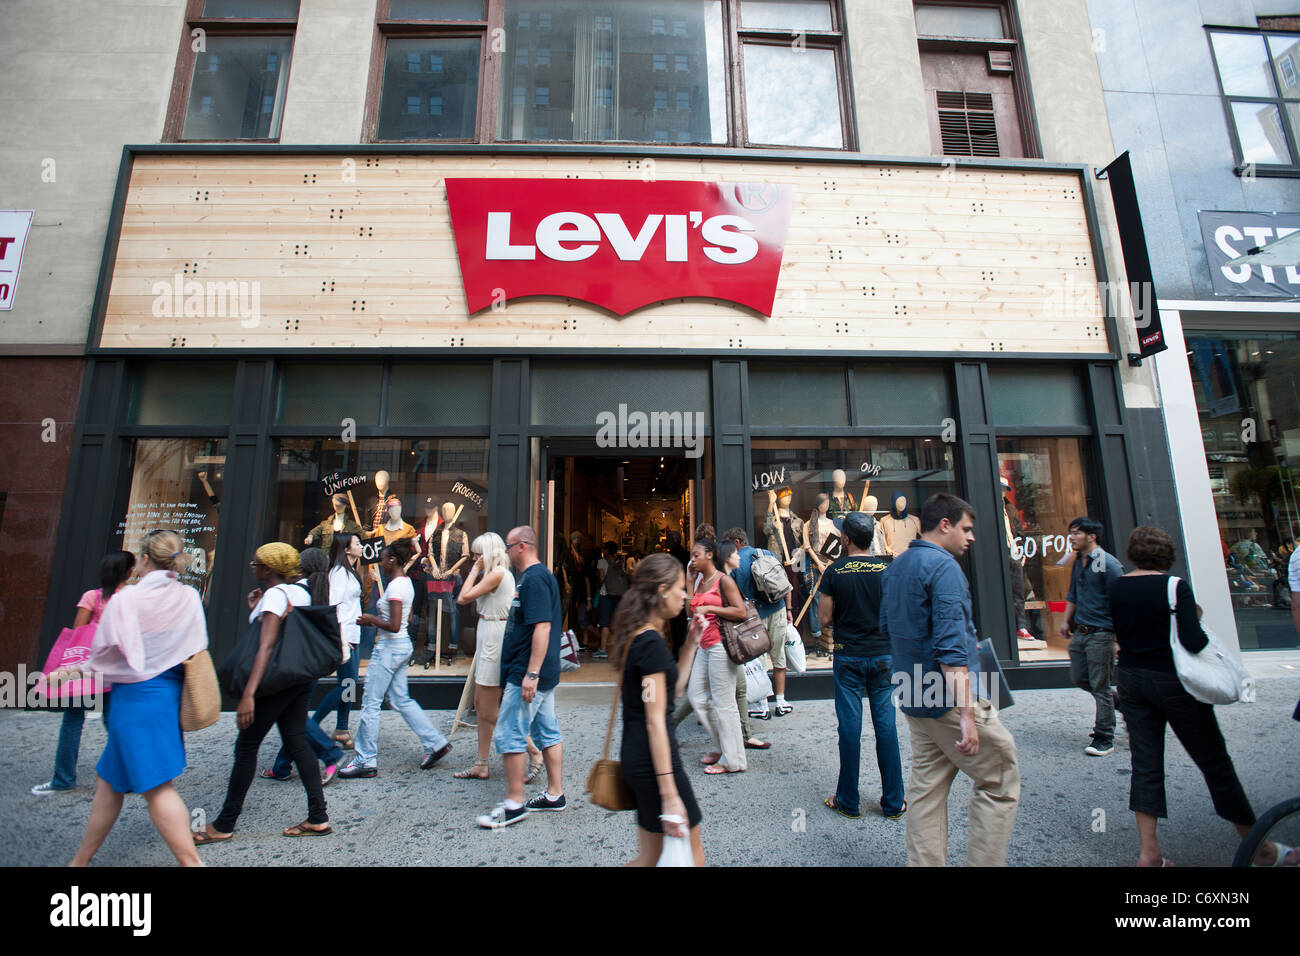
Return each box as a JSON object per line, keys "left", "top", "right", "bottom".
{"left": 656, "top": 817, "right": 694, "bottom": 867}
{"left": 1167, "top": 577, "right": 1251, "bottom": 705}
{"left": 784, "top": 633, "right": 807, "bottom": 676}
{"left": 742, "top": 657, "right": 773, "bottom": 703}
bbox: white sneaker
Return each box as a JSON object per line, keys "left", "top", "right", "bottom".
{"left": 30, "top": 782, "right": 72, "bottom": 795}
{"left": 477, "top": 802, "right": 529, "bottom": 828}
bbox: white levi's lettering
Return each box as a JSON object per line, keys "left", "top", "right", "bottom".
{"left": 483, "top": 210, "right": 758, "bottom": 263}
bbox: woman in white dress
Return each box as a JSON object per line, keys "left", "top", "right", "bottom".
{"left": 453, "top": 532, "right": 516, "bottom": 780}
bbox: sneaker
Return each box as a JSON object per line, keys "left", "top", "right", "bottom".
{"left": 477, "top": 802, "right": 529, "bottom": 828}
{"left": 1084, "top": 739, "right": 1115, "bottom": 757}
{"left": 884, "top": 800, "right": 908, "bottom": 821}
{"left": 774, "top": 702, "right": 793, "bottom": 717}
{"left": 322, "top": 763, "right": 338, "bottom": 786}
{"left": 421, "top": 743, "right": 453, "bottom": 769}
{"left": 524, "top": 790, "right": 567, "bottom": 812}
{"left": 337, "top": 761, "right": 377, "bottom": 779}
{"left": 592, "top": 650, "right": 609, "bottom": 660}
{"left": 30, "top": 782, "right": 72, "bottom": 796}
{"left": 748, "top": 708, "right": 771, "bottom": 720}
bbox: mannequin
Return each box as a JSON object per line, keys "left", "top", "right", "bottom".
{"left": 1003, "top": 477, "right": 1038, "bottom": 644}
{"left": 305, "top": 493, "right": 362, "bottom": 552}
{"left": 428, "top": 501, "right": 470, "bottom": 656}
{"left": 380, "top": 495, "right": 418, "bottom": 545}
{"left": 862, "top": 494, "right": 886, "bottom": 557}
{"left": 878, "top": 491, "right": 921, "bottom": 557}
{"left": 802, "top": 493, "right": 838, "bottom": 655}
{"left": 370, "top": 470, "right": 392, "bottom": 531}
{"left": 764, "top": 486, "right": 805, "bottom": 609}
{"left": 828, "top": 469, "right": 856, "bottom": 522}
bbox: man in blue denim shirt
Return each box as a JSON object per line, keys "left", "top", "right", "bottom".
{"left": 881, "top": 494, "right": 1020, "bottom": 866}
{"left": 817, "top": 512, "right": 905, "bottom": 821}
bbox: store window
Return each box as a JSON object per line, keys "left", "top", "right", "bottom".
{"left": 1188, "top": 333, "right": 1300, "bottom": 649}
{"left": 1207, "top": 28, "right": 1300, "bottom": 174}
{"left": 750, "top": 438, "right": 959, "bottom": 668}
{"left": 128, "top": 362, "right": 236, "bottom": 426}
{"left": 168, "top": 0, "right": 299, "bottom": 141}
{"left": 116, "top": 438, "right": 227, "bottom": 604}
{"left": 269, "top": 437, "right": 491, "bottom": 676}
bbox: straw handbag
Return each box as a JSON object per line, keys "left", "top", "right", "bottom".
{"left": 181, "top": 650, "right": 221, "bottom": 731}
{"left": 584, "top": 645, "right": 636, "bottom": 812}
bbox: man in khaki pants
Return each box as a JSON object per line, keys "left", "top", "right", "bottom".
{"left": 880, "top": 494, "right": 1020, "bottom": 866}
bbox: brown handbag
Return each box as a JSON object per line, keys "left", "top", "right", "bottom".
{"left": 720, "top": 596, "right": 774, "bottom": 665}
{"left": 584, "top": 644, "right": 637, "bottom": 812}
{"left": 181, "top": 649, "right": 221, "bottom": 732}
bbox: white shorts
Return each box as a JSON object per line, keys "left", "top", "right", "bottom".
{"left": 474, "top": 618, "right": 507, "bottom": 687}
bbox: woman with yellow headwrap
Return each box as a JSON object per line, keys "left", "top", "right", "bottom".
{"left": 195, "top": 542, "right": 333, "bottom": 845}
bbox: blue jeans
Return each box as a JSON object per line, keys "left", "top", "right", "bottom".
{"left": 311, "top": 651, "right": 360, "bottom": 733}
{"left": 353, "top": 637, "right": 448, "bottom": 767}
{"left": 833, "top": 654, "right": 905, "bottom": 816}
{"left": 804, "top": 568, "right": 821, "bottom": 636}
{"left": 50, "top": 696, "right": 110, "bottom": 790}
{"left": 271, "top": 680, "right": 344, "bottom": 776}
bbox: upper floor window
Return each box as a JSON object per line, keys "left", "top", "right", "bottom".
{"left": 363, "top": 0, "right": 854, "bottom": 148}
{"left": 913, "top": 1, "right": 1040, "bottom": 158}
{"left": 167, "top": 0, "right": 299, "bottom": 141}
{"left": 1208, "top": 28, "right": 1300, "bottom": 176}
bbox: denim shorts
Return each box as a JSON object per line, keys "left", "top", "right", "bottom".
{"left": 493, "top": 681, "right": 563, "bottom": 755}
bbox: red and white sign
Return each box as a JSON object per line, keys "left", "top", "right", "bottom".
{"left": 0, "top": 210, "right": 35, "bottom": 311}
{"left": 444, "top": 178, "right": 794, "bottom": 316}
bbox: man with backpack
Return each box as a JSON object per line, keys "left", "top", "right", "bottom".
{"left": 723, "top": 528, "right": 794, "bottom": 718}
{"left": 593, "top": 541, "right": 630, "bottom": 661}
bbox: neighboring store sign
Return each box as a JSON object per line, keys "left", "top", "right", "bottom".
{"left": 1103, "top": 154, "right": 1166, "bottom": 358}
{"left": 445, "top": 178, "right": 795, "bottom": 316}
{"left": 1200, "top": 211, "right": 1300, "bottom": 298}
{"left": 0, "top": 210, "right": 35, "bottom": 310}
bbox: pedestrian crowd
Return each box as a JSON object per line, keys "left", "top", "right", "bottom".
{"left": 33, "top": 497, "right": 1295, "bottom": 867}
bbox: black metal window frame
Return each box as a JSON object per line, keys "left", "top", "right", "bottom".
{"left": 1206, "top": 25, "right": 1300, "bottom": 179}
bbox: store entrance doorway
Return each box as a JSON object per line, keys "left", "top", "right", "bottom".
{"left": 535, "top": 442, "right": 706, "bottom": 682}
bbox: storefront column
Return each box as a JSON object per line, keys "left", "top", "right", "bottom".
{"left": 711, "top": 359, "right": 750, "bottom": 540}
{"left": 489, "top": 358, "right": 529, "bottom": 534}
{"left": 1086, "top": 362, "right": 1144, "bottom": 569}
{"left": 953, "top": 361, "right": 1015, "bottom": 660}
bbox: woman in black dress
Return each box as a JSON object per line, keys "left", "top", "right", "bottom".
{"left": 1110, "top": 525, "right": 1287, "bottom": 866}
{"left": 612, "top": 552, "right": 704, "bottom": 866}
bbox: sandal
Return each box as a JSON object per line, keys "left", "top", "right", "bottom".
{"left": 453, "top": 760, "right": 491, "bottom": 780}
{"left": 704, "top": 763, "right": 742, "bottom": 775}
{"left": 744, "top": 738, "right": 772, "bottom": 750}
{"left": 193, "top": 828, "right": 234, "bottom": 846}
{"left": 525, "top": 761, "right": 546, "bottom": 785}
{"left": 258, "top": 768, "right": 293, "bottom": 781}
{"left": 700, "top": 752, "right": 722, "bottom": 766}
{"left": 331, "top": 730, "right": 354, "bottom": 749}
{"left": 283, "top": 821, "right": 333, "bottom": 838}
{"left": 825, "top": 795, "right": 861, "bottom": 819}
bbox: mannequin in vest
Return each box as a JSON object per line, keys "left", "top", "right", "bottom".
{"left": 802, "top": 493, "right": 840, "bottom": 655}
{"left": 861, "top": 494, "right": 887, "bottom": 556}
{"left": 305, "top": 493, "right": 363, "bottom": 552}
{"left": 370, "top": 470, "right": 392, "bottom": 531}
{"left": 429, "top": 501, "right": 470, "bottom": 656}
{"left": 878, "top": 491, "right": 921, "bottom": 557}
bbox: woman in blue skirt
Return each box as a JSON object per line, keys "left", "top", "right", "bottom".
{"left": 48, "top": 530, "right": 210, "bottom": 866}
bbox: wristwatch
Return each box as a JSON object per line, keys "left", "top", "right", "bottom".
{"left": 526, "top": 671, "right": 541, "bottom": 680}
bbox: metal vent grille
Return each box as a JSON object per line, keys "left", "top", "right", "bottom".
{"left": 937, "top": 91, "right": 1000, "bottom": 156}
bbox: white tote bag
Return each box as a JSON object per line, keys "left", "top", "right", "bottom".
{"left": 1167, "top": 576, "right": 1251, "bottom": 705}
{"left": 656, "top": 821, "right": 695, "bottom": 867}
{"left": 742, "top": 656, "right": 773, "bottom": 703}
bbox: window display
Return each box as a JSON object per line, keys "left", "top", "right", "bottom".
{"left": 996, "top": 438, "right": 1098, "bottom": 662}
{"left": 750, "top": 438, "right": 959, "bottom": 667}
{"left": 270, "top": 438, "right": 490, "bottom": 676}
{"left": 116, "top": 438, "right": 226, "bottom": 603}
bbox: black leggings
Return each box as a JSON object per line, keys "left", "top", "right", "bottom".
{"left": 214, "top": 681, "right": 327, "bottom": 832}
{"left": 1117, "top": 666, "right": 1254, "bottom": 826}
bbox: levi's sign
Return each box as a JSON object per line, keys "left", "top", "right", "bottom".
{"left": 444, "top": 178, "right": 794, "bottom": 316}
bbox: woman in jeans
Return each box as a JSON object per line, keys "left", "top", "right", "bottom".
{"left": 49, "top": 531, "right": 207, "bottom": 866}
{"left": 614, "top": 553, "right": 704, "bottom": 865}
{"left": 452, "top": 532, "right": 515, "bottom": 780}
{"left": 339, "top": 539, "right": 452, "bottom": 777}
{"left": 687, "top": 539, "right": 748, "bottom": 774}
{"left": 32, "top": 550, "right": 134, "bottom": 796}
{"left": 308, "top": 533, "right": 367, "bottom": 748}
{"left": 1110, "top": 525, "right": 1286, "bottom": 867}
{"left": 195, "top": 542, "right": 331, "bottom": 843}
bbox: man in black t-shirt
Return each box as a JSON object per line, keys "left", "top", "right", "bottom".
{"left": 476, "top": 525, "right": 566, "bottom": 829}
{"left": 817, "top": 512, "right": 906, "bottom": 821}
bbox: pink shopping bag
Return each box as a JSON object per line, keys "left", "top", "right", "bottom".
{"left": 41, "top": 624, "right": 109, "bottom": 702}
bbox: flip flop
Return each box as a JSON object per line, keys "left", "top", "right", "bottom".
{"left": 193, "top": 829, "right": 233, "bottom": 846}
{"left": 700, "top": 752, "right": 722, "bottom": 766}
{"left": 744, "top": 738, "right": 772, "bottom": 750}
{"left": 283, "top": 822, "right": 333, "bottom": 838}
{"left": 824, "top": 795, "right": 861, "bottom": 819}
{"left": 704, "top": 764, "right": 742, "bottom": 774}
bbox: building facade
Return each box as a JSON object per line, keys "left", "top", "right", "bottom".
{"left": 1090, "top": 0, "right": 1300, "bottom": 653}
{"left": 2, "top": 0, "right": 1182, "bottom": 701}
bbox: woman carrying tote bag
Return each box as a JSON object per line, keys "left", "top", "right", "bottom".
{"left": 1109, "top": 526, "right": 1283, "bottom": 866}
{"left": 46, "top": 530, "right": 208, "bottom": 867}
{"left": 196, "top": 542, "right": 331, "bottom": 844}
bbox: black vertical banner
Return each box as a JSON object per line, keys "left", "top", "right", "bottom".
{"left": 1103, "top": 152, "right": 1167, "bottom": 359}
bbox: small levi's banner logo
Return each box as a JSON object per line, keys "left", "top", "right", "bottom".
{"left": 49, "top": 886, "right": 151, "bottom": 936}
{"left": 444, "top": 178, "right": 795, "bottom": 316}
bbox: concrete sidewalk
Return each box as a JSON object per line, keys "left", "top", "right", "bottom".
{"left": 2, "top": 672, "right": 1297, "bottom": 867}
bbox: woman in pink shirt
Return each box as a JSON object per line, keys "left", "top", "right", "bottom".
{"left": 31, "top": 551, "right": 134, "bottom": 796}
{"left": 686, "top": 539, "right": 749, "bottom": 774}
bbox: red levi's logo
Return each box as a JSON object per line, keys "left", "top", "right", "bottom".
{"left": 444, "top": 178, "right": 795, "bottom": 316}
